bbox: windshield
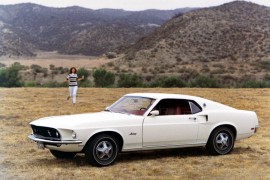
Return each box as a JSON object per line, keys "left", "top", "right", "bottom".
{"left": 108, "top": 96, "right": 156, "bottom": 116}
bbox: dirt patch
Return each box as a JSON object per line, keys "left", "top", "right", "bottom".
{"left": 0, "top": 51, "right": 114, "bottom": 69}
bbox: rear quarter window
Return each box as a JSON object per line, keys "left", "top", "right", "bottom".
{"left": 189, "top": 101, "right": 202, "bottom": 114}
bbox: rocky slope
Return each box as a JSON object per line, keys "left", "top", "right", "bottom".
{"left": 0, "top": 21, "right": 35, "bottom": 56}
{"left": 115, "top": 1, "right": 270, "bottom": 83}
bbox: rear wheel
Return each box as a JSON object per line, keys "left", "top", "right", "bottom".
{"left": 85, "top": 134, "right": 119, "bottom": 167}
{"left": 206, "top": 127, "right": 235, "bottom": 155}
{"left": 50, "top": 150, "right": 76, "bottom": 159}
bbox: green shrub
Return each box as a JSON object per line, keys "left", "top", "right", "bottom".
{"left": 161, "top": 76, "right": 186, "bottom": 87}
{"left": 49, "top": 64, "right": 55, "bottom": 70}
{"left": 93, "top": 68, "right": 115, "bottom": 87}
{"left": 148, "top": 79, "right": 162, "bottom": 87}
{"left": 13, "top": 62, "right": 28, "bottom": 70}
{"left": 240, "top": 80, "right": 270, "bottom": 88}
{"left": 148, "top": 76, "right": 186, "bottom": 87}
{"left": 30, "top": 64, "right": 48, "bottom": 79}
{"left": 24, "top": 81, "right": 36, "bottom": 87}
{"left": 0, "top": 63, "right": 23, "bottom": 87}
{"left": 30, "top": 64, "right": 43, "bottom": 73}
{"left": 190, "top": 75, "right": 219, "bottom": 88}
{"left": 77, "top": 68, "right": 90, "bottom": 80}
{"left": 118, "top": 74, "right": 143, "bottom": 87}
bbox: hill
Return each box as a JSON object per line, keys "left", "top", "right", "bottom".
{"left": 0, "top": 3, "right": 193, "bottom": 56}
{"left": 114, "top": 1, "right": 270, "bottom": 84}
{"left": 0, "top": 21, "right": 35, "bottom": 56}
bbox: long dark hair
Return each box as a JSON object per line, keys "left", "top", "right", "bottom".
{"left": 69, "top": 67, "right": 77, "bottom": 74}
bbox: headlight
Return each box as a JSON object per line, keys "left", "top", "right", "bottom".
{"left": 55, "top": 131, "right": 60, "bottom": 138}
{"left": 71, "top": 131, "right": 77, "bottom": 139}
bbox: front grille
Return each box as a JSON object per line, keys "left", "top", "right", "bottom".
{"left": 31, "top": 125, "right": 61, "bottom": 141}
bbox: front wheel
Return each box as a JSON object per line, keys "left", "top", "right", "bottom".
{"left": 50, "top": 150, "right": 77, "bottom": 159}
{"left": 85, "top": 134, "right": 119, "bottom": 167}
{"left": 206, "top": 127, "right": 235, "bottom": 155}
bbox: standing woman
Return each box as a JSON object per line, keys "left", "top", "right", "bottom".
{"left": 65, "top": 67, "right": 84, "bottom": 105}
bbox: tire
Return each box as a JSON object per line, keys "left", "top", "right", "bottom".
{"left": 50, "top": 150, "right": 77, "bottom": 159}
{"left": 85, "top": 134, "right": 119, "bottom": 167}
{"left": 206, "top": 127, "right": 235, "bottom": 155}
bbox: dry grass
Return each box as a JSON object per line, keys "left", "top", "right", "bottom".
{"left": 0, "top": 88, "right": 269, "bottom": 179}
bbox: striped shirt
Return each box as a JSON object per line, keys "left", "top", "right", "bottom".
{"left": 66, "top": 74, "right": 78, "bottom": 86}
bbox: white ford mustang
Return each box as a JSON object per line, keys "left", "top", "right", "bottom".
{"left": 28, "top": 93, "right": 259, "bottom": 166}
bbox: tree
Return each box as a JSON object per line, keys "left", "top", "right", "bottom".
{"left": 93, "top": 68, "right": 115, "bottom": 87}
{"left": 0, "top": 63, "right": 23, "bottom": 87}
{"left": 30, "top": 64, "right": 44, "bottom": 80}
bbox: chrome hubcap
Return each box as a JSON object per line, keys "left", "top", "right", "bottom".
{"left": 96, "top": 141, "right": 113, "bottom": 160}
{"left": 215, "top": 132, "right": 229, "bottom": 150}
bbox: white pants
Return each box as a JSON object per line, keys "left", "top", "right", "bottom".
{"left": 69, "top": 86, "right": 78, "bottom": 104}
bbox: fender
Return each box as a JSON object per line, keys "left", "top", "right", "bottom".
{"left": 206, "top": 122, "right": 237, "bottom": 140}
{"left": 84, "top": 128, "right": 125, "bottom": 145}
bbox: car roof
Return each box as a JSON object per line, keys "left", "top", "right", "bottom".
{"left": 124, "top": 93, "right": 236, "bottom": 110}
{"left": 125, "top": 93, "right": 202, "bottom": 101}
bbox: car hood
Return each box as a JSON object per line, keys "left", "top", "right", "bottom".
{"left": 30, "top": 111, "right": 139, "bottom": 129}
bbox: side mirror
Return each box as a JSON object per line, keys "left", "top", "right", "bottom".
{"left": 104, "top": 106, "right": 110, "bottom": 111}
{"left": 150, "top": 110, "right": 159, "bottom": 116}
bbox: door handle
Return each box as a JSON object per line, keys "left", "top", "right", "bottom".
{"left": 189, "top": 117, "right": 197, "bottom": 120}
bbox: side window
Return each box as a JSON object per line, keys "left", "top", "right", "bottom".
{"left": 152, "top": 99, "right": 192, "bottom": 116}
{"left": 153, "top": 99, "right": 175, "bottom": 115}
{"left": 189, "top": 101, "right": 202, "bottom": 114}
{"left": 179, "top": 100, "right": 192, "bottom": 114}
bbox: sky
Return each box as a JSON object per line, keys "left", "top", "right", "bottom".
{"left": 0, "top": 0, "right": 269, "bottom": 10}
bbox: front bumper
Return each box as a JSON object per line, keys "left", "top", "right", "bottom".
{"left": 28, "top": 134, "right": 82, "bottom": 145}
{"left": 254, "top": 125, "right": 259, "bottom": 133}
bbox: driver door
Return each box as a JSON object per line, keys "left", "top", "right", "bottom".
{"left": 142, "top": 99, "right": 200, "bottom": 148}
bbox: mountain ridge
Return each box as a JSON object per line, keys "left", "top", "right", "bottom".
{"left": 0, "top": 3, "right": 194, "bottom": 57}
{"left": 122, "top": 1, "right": 270, "bottom": 62}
